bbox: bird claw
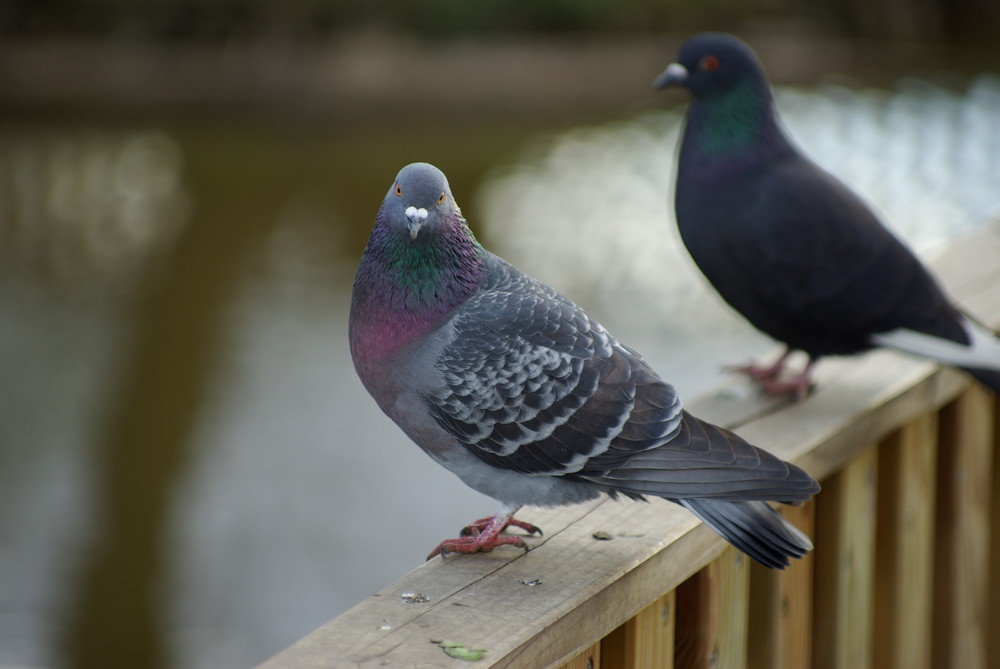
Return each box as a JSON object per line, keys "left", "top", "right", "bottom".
{"left": 459, "top": 516, "right": 543, "bottom": 537}
{"left": 427, "top": 535, "right": 530, "bottom": 561}
{"left": 725, "top": 361, "right": 783, "bottom": 381}
{"left": 727, "top": 351, "right": 814, "bottom": 400}
{"left": 427, "top": 510, "right": 541, "bottom": 560}
{"left": 757, "top": 372, "right": 814, "bottom": 400}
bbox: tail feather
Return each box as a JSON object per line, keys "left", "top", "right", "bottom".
{"left": 677, "top": 498, "right": 812, "bottom": 569}
{"left": 872, "top": 317, "right": 1000, "bottom": 396}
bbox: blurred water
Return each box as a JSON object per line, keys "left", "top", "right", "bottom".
{"left": 0, "top": 130, "right": 188, "bottom": 295}
{"left": 2, "top": 76, "right": 1000, "bottom": 669}
{"left": 480, "top": 74, "right": 1000, "bottom": 346}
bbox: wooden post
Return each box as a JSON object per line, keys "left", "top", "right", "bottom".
{"left": 674, "top": 546, "right": 750, "bottom": 669}
{"left": 873, "top": 413, "right": 938, "bottom": 669}
{"left": 933, "top": 385, "right": 994, "bottom": 669}
{"left": 563, "top": 642, "right": 602, "bottom": 669}
{"left": 812, "top": 446, "right": 878, "bottom": 669}
{"left": 991, "top": 394, "right": 1000, "bottom": 669}
{"left": 601, "top": 591, "right": 675, "bottom": 669}
{"left": 747, "top": 501, "right": 815, "bottom": 669}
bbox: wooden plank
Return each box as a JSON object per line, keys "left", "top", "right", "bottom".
{"left": 674, "top": 546, "right": 750, "bottom": 669}
{"left": 991, "top": 395, "right": 1000, "bottom": 669}
{"left": 259, "top": 496, "right": 727, "bottom": 669}
{"left": 873, "top": 413, "right": 938, "bottom": 669}
{"left": 257, "top": 223, "right": 1000, "bottom": 669}
{"left": 736, "top": 351, "right": 966, "bottom": 481}
{"left": 932, "top": 386, "right": 995, "bottom": 669}
{"left": 747, "top": 500, "right": 815, "bottom": 669}
{"left": 600, "top": 591, "right": 675, "bottom": 669}
{"left": 922, "top": 225, "right": 1000, "bottom": 293}
{"left": 254, "top": 498, "right": 606, "bottom": 668}
{"left": 812, "top": 446, "right": 878, "bottom": 669}
{"left": 561, "top": 642, "right": 601, "bottom": 669}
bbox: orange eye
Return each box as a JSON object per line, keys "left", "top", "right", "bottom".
{"left": 699, "top": 55, "right": 720, "bottom": 72}
{"left": 437, "top": 192, "right": 445, "bottom": 204}
{"left": 395, "top": 184, "right": 402, "bottom": 197}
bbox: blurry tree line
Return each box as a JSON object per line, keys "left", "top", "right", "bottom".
{"left": 2, "top": 0, "right": 999, "bottom": 44}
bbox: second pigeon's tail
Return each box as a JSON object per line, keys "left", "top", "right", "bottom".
{"left": 871, "top": 316, "right": 1000, "bottom": 397}
{"left": 676, "top": 498, "right": 812, "bottom": 569}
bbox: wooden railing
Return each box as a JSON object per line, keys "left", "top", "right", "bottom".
{"left": 259, "top": 223, "right": 1000, "bottom": 669}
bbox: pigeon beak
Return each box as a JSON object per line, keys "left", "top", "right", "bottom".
{"left": 405, "top": 206, "right": 429, "bottom": 240}
{"left": 653, "top": 62, "right": 688, "bottom": 89}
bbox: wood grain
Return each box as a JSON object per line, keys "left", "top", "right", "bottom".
{"left": 257, "top": 224, "right": 1000, "bottom": 668}
{"left": 933, "top": 386, "right": 995, "bottom": 669}
{"left": 812, "top": 446, "right": 878, "bottom": 669}
{"left": 561, "top": 642, "right": 601, "bottom": 669}
{"left": 748, "top": 500, "right": 816, "bottom": 669}
{"left": 674, "top": 547, "right": 749, "bottom": 669}
{"left": 874, "top": 414, "right": 938, "bottom": 669}
{"left": 600, "top": 591, "right": 675, "bottom": 669}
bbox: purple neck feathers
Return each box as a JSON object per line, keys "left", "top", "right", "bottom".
{"left": 350, "top": 211, "right": 486, "bottom": 369}
{"left": 680, "top": 79, "right": 792, "bottom": 179}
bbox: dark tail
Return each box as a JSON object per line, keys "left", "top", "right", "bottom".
{"left": 676, "top": 498, "right": 812, "bottom": 569}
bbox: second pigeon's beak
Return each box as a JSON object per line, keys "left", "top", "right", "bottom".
{"left": 653, "top": 62, "right": 688, "bottom": 89}
{"left": 405, "top": 206, "right": 429, "bottom": 240}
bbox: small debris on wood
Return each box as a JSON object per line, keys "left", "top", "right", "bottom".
{"left": 430, "top": 639, "right": 487, "bottom": 661}
{"left": 519, "top": 579, "right": 542, "bottom": 586}
{"left": 592, "top": 530, "right": 614, "bottom": 541}
{"left": 400, "top": 592, "right": 430, "bottom": 604}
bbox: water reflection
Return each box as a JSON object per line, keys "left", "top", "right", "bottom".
{"left": 0, "top": 126, "right": 192, "bottom": 669}
{"left": 480, "top": 75, "right": 1000, "bottom": 341}
{"left": 0, "top": 130, "right": 188, "bottom": 293}
{"left": 2, "top": 75, "right": 1000, "bottom": 669}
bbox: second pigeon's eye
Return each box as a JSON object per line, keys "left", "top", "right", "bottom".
{"left": 437, "top": 192, "right": 446, "bottom": 204}
{"left": 395, "top": 184, "right": 402, "bottom": 197}
{"left": 699, "top": 55, "right": 720, "bottom": 72}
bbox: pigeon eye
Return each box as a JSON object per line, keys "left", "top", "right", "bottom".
{"left": 437, "top": 192, "right": 446, "bottom": 204}
{"left": 699, "top": 55, "right": 720, "bottom": 72}
{"left": 395, "top": 184, "right": 402, "bottom": 197}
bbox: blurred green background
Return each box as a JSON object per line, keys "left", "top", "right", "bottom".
{"left": 2, "top": 2, "right": 1000, "bottom": 669}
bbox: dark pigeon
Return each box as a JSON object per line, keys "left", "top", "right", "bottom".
{"left": 656, "top": 32, "right": 1000, "bottom": 398}
{"left": 349, "top": 162, "right": 819, "bottom": 568}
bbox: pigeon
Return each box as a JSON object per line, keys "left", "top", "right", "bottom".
{"left": 655, "top": 32, "right": 1000, "bottom": 399}
{"left": 349, "top": 162, "right": 819, "bottom": 569}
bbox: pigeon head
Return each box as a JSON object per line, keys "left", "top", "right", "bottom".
{"left": 351, "top": 162, "right": 485, "bottom": 369}
{"left": 654, "top": 32, "right": 769, "bottom": 99}
{"left": 655, "top": 32, "right": 789, "bottom": 165}
{"left": 382, "top": 162, "right": 459, "bottom": 242}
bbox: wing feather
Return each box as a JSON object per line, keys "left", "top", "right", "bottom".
{"left": 426, "top": 259, "right": 816, "bottom": 506}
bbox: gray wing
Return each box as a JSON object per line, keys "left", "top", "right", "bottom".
{"left": 425, "top": 264, "right": 683, "bottom": 477}
{"left": 425, "top": 261, "right": 817, "bottom": 505}
{"left": 588, "top": 409, "right": 818, "bottom": 502}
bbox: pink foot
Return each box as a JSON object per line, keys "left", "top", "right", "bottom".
{"left": 758, "top": 370, "right": 814, "bottom": 400}
{"left": 460, "top": 516, "right": 543, "bottom": 538}
{"left": 725, "top": 349, "right": 792, "bottom": 382}
{"left": 727, "top": 351, "right": 815, "bottom": 400}
{"left": 427, "top": 509, "right": 540, "bottom": 560}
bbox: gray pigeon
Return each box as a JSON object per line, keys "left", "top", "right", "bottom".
{"left": 656, "top": 32, "right": 1000, "bottom": 398}
{"left": 349, "top": 162, "right": 819, "bottom": 568}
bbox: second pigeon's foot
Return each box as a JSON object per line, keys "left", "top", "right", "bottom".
{"left": 428, "top": 509, "right": 540, "bottom": 560}
{"left": 725, "top": 348, "right": 792, "bottom": 382}
{"left": 757, "top": 370, "right": 814, "bottom": 400}
{"left": 728, "top": 350, "right": 815, "bottom": 400}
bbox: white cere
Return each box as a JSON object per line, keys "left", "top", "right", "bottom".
{"left": 405, "top": 206, "right": 429, "bottom": 221}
